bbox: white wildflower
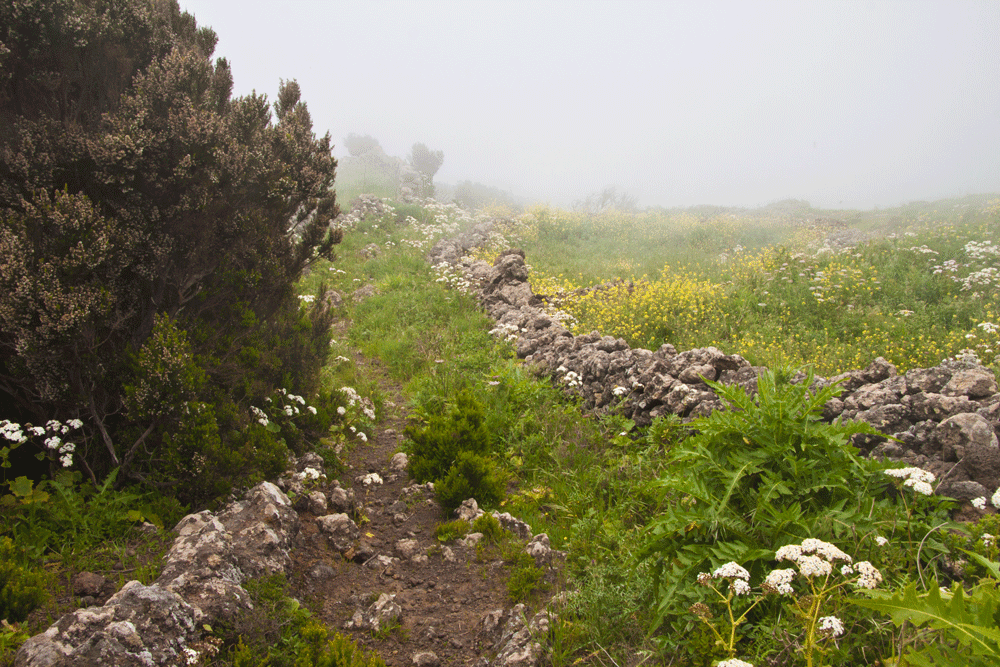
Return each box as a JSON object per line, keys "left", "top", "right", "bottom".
{"left": 730, "top": 579, "right": 751, "bottom": 596}
{"left": 817, "top": 615, "right": 845, "bottom": 637}
{"left": 991, "top": 487, "right": 1000, "bottom": 509}
{"left": 307, "top": 406, "right": 317, "bottom": 415}
{"left": 763, "top": 568, "right": 796, "bottom": 595}
{"left": 796, "top": 555, "right": 832, "bottom": 578}
{"left": 713, "top": 562, "right": 751, "bottom": 580}
{"left": 855, "top": 561, "right": 883, "bottom": 589}
{"left": 716, "top": 659, "right": 754, "bottom": 667}
{"left": 774, "top": 544, "right": 803, "bottom": 562}
{"left": 904, "top": 478, "right": 934, "bottom": 496}
{"left": 972, "top": 496, "right": 987, "bottom": 510}
{"left": 875, "top": 535, "right": 889, "bottom": 547}
{"left": 337, "top": 406, "right": 346, "bottom": 416}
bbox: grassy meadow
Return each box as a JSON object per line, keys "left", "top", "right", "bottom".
{"left": 467, "top": 196, "right": 1000, "bottom": 377}
{"left": 302, "top": 193, "right": 1000, "bottom": 667}
{"left": 5, "top": 193, "right": 999, "bottom": 666}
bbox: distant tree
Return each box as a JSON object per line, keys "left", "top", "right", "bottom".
{"left": 453, "top": 181, "right": 518, "bottom": 211}
{"left": 0, "top": 0, "right": 341, "bottom": 503}
{"left": 343, "top": 133, "right": 384, "bottom": 157}
{"left": 408, "top": 142, "right": 444, "bottom": 197}
{"left": 573, "top": 186, "right": 638, "bottom": 215}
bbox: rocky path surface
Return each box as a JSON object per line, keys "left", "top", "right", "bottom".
{"left": 287, "top": 352, "right": 556, "bottom": 667}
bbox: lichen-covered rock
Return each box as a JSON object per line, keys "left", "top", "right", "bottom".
{"left": 317, "top": 513, "right": 359, "bottom": 553}
{"left": 943, "top": 368, "right": 998, "bottom": 399}
{"left": 16, "top": 582, "right": 199, "bottom": 667}
{"left": 344, "top": 593, "right": 402, "bottom": 632}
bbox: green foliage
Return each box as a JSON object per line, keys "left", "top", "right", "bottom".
{"left": 0, "top": 0, "right": 340, "bottom": 504}
{"left": 0, "top": 536, "right": 48, "bottom": 624}
{"left": 405, "top": 388, "right": 492, "bottom": 483}
{"left": 434, "top": 519, "right": 470, "bottom": 543}
{"left": 639, "top": 368, "right": 897, "bottom": 638}
{"left": 505, "top": 550, "right": 547, "bottom": 603}
{"left": 435, "top": 451, "right": 505, "bottom": 513}
{"left": 225, "top": 574, "right": 384, "bottom": 667}
{"left": 849, "top": 553, "right": 1000, "bottom": 666}
{"left": 471, "top": 513, "right": 506, "bottom": 544}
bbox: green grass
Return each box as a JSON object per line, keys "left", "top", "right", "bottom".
{"left": 316, "top": 195, "right": 1000, "bottom": 667}
{"left": 470, "top": 196, "right": 1000, "bottom": 376}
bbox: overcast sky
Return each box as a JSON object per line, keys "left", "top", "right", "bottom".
{"left": 179, "top": 0, "right": 999, "bottom": 210}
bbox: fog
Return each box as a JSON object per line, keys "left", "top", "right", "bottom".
{"left": 179, "top": 0, "right": 1000, "bottom": 210}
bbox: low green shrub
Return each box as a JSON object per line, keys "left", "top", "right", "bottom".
{"left": 435, "top": 451, "right": 504, "bottom": 513}
{"left": 434, "top": 519, "right": 470, "bottom": 543}
{"left": 0, "top": 536, "right": 48, "bottom": 624}
{"left": 471, "top": 513, "right": 506, "bottom": 544}
{"left": 405, "top": 388, "right": 491, "bottom": 483}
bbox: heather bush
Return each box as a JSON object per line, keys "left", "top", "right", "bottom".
{"left": 0, "top": 0, "right": 340, "bottom": 504}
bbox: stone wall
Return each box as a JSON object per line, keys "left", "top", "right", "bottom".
{"left": 434, "top": 245, "right": 1000, "bottom": 505}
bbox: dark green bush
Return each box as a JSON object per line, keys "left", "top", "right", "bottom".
{"left": 435, "top": 451, "right": 504, "bottom": 513}
{"left": 0, "top": 0, "right": 340, "bottom": 506}
{"left": 0, "top": 536, "right": 48, "bottom": 623}
{"left": 405, "top": 388, "right": 491, "bottom": 483}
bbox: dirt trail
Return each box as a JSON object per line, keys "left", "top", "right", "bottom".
{"left": 288, "top": 352, "right": 524, "bottom": 667}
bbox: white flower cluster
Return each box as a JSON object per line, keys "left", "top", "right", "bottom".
{"left": 251, "top": 389, "right": 317, "bottom": 428}
{"left": 772, "top": 538, "right": 882, "bottom": 590}
{"left": 488, "top": 322, "right": 520, "bottom": 343}
{"left": 931, "top": 259, "right": 959, "bottom": 275}
{"left": 716, "top": 659, "right": 754, "bottom": 667}
{"left": 295, "top": 467, "right": 326, "bottom": 484}
{"left": 298, "top": 294, "right": 316, "bottom": 304}
{"left": 612, "top": 385, "right": 629, "bottom": 397}
{"left": 817, "top": 615, "right": 845, "bottom": 637}
{"left": 908, "top": 245, "right": 939, "bottom": 255}
{"left": 965, "top": 240, "right": 1000, "bottom": 261}
{"left": 884, "top": 466, "right": 935, "bottom": 496}
{"left": 432, "top": 262, "right": 473, "bottom": 293}
{"left": 960, "top": 267, "right": 999, "bottom": 293}
{"left": 3, "top": 418, "right": 83, "bottom": 467}
{"left": 251, "top": 406, "right": 269, "bottom": 427}
{"left": 338, "top": 386, "right": 376, "bottom": 421}
{"left": 697, "top": 561, "right": 752, "bottom": 596}
{"left": 555, "top": 366, "right": 582, "bottom": 388}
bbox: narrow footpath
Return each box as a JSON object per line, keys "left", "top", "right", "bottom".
{"left": 287, "top": 351, "right": 557, "bottom": 667}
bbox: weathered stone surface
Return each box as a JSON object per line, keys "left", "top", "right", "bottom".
{"left": 328, "top": 486, "right": 356, "bottom": 513}
{"left": 295, "top": 491, "right": 328, "bottom": 515}
{"left": 943, "top": 368, "right": 998, "bottom": 399}
{"left": 936, "top": 413, "right": 999, "bottom": 462}
{"left": 412, "top": 651, "right": 440, "bottom": 667}
{"left": 72, "top": 572, "right": 107, "bottom": 598}
{"left": 479, "top": 604, "right": 553, "bottom": 667}
{"left": 344, "top": 593, "right": 402, "bottom": 632}
{"left": 317, "top": 513, "right": 359, "bottom": 553}
{"left": 389, "top": 452, "right": 409, "bottom": 474}
{"left": 394, "top": 538, "right": 423, "bottom": 561}
{"left": 16, "top": 582, "right": 199, "bottom": 667}
{"left": 455, "top": 498, "right": 484, "bottom": 522}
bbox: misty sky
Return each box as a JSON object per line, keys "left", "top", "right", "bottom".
{"left": 179, "top": 0, "right": 999, "bottom": 210}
